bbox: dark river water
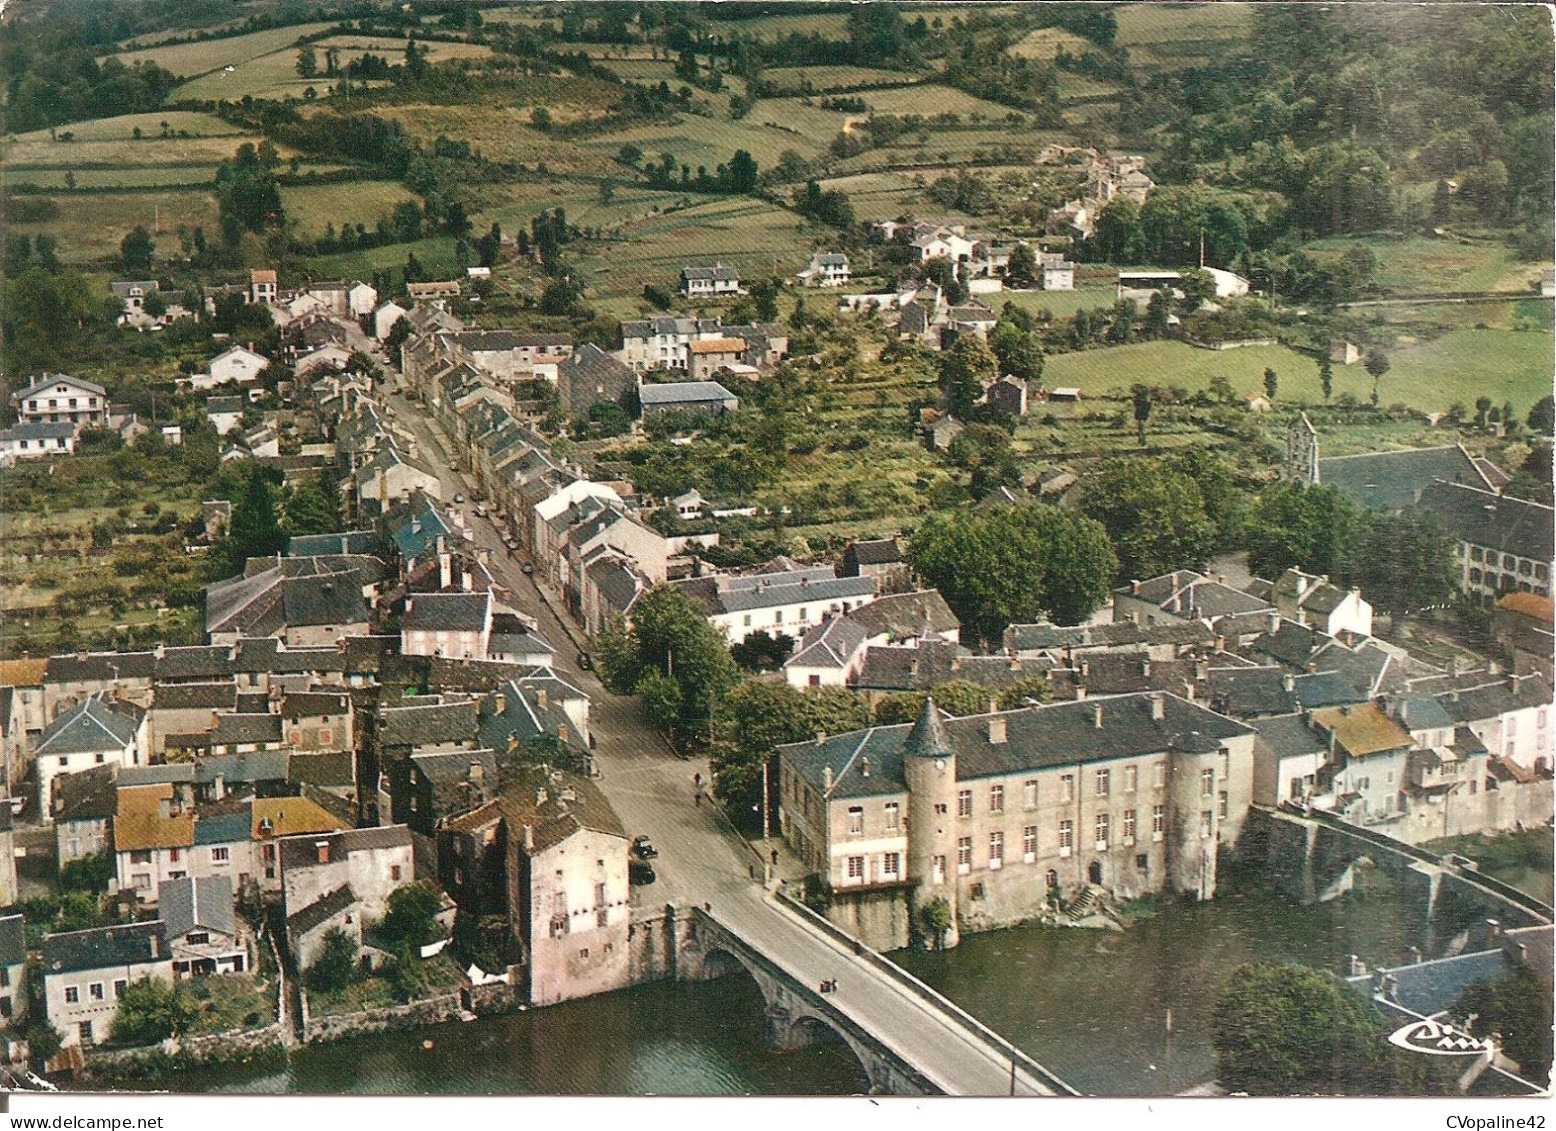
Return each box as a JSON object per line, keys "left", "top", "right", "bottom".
{"left": 163, "top": 891, "right": 1414, "bottom": 1097}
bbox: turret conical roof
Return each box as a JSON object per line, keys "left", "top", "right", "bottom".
{"left": 903, "top": 695, "right": 953, "bottom": 758}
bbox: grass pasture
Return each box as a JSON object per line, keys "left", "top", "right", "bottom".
{"left": 580, "top": 113, "right": 831, "bottom": 170}
{"left": 5, "top": 189, "right": 219, "bottom": 263}
{"left": 475, "top": 182, "right": 689, "bottom": 237}
{"left": 1307, "top": 235, "right": 1541, "bottom": 295}
{"left": 856, "top": 83, "right": 1018, "bottom": 121}
{"left": 281, "top": 180, "right": 419, "bottom": 236}
{"left": 300, "top": 234, "right": 463, "bottom": 282}
{"left": 105, "top": 22, "right": 337, "bottom": 77}
{"left": 762, "top": 65, "right": 918, "bottom": 92}
{"left": 370, "top": 104, "right": 617, "bottom": 173}
{"left": 1009, "top": 27, "right": 1094, "bottom": 59}
{"left": 311, "top": 35, "right": 493, "bottom": 63}
{"left": 6, "top": 111, "right": 245, "bottom": 144}
{"left": 1115, "top": 2, "right": 1253, "bottom": 68}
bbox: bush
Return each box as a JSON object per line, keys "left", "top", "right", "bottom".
{"left": 110, "top": 977, "right": 192, "bottom": 1047}
{"left": 306, "top": 928, "right": 359, "bottom": 994}
{"left": 59, "top": 852, "right": 112, "bottom": 894}
{"left": 376, "top": 881, "right": 444, "bottom": 950}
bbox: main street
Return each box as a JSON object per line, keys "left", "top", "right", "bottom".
{"left": 378, "top": 365, "right": 1066, "bottom": 1094}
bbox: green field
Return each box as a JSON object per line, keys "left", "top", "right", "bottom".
{"left": 763, "top": 65, "right": 918, "bottom": 92}
{"left": 106, "top": 22, "right": 338, "bottom": 77}
{"left": 281, "top": 180, "right": 419, "bottom": 236}
{"left": 475, "top": 181, "right": 689, "bottom": 237}
{"left": 7, "top": 110, "right": 245, "bottom": 144}
{"left": 1116, "top": 2, "right": 1254, "bottom": 68}
{"left": 7, "top": 189, "right": 219, "bottom": 263}
{"left": 1306, "top": 235, "right": 1546, "bottom": 295}
{"left": 300, "top": 234, "right": 463, "bottom": 281}
{"left": 1037, "top": 331, "right": 1553, "bottom": 416}
{"left": 856, "top": 83, "right": 1017, "bottom": 120}
{"left": 580, "top": 112, "right": 832, "bottom": 170}
{"left": 1009, "top": 27, "right": 1093, "bottom": 59}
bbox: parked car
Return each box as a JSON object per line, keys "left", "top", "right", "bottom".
{"left": 520, "top": 562, "right": 535, "bottom": 576}
{"left": 577, "top": 652, "right": 594, "bottom": 671}
{"left": 629, "top": 859, "right": 657, "bottom": 886}
{"left": 632, "top": 835, "right": 658, "bottom": 859}
{"left": 474, "top": 502, "right": 488, "bottom": 517}
{"left": 454, "top": 493, "right": 465, "bottom": 504}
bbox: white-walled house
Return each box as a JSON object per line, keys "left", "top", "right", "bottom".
{"left": 347, "top": 281, "right": 378, "bottom": 317}
{"left": 43, "top": 922, "right": 172, "bottom": 1050}
{"left": 182, "top": 346, "right": 270, "bottom": 392}
{"left": 0, "top": 422, "right": 76, "bottom": 462}
{"left": 401, "top": 591, "right": 494, "bottom": 660}
{"left": 34, "top": 694, "right": 146, "bottom": 820}
{"left": 1246, "top": 569, "right": 1373, "bottom": 639}
{"left": 10, "top": 374, "right": 108, "bottom": 428}
{"left": 668, "top": 565, "right": 879, "bottom": 646}
{"left": 374, "top": 301, "right": 408, "bottom": 341}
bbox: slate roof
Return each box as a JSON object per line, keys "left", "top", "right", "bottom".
{"left": 166, "top": 713, "right": 283, "bottom": 749}
{"left": 152, "top": 682, "right": 238, "bottom": 711}
{"left": 52, "top": 764, "right": 119, "bottom": 822}
{"left": 1003, "top": 620, "right": 1216, "bottom": 653}
{"left": 286, "top": 883, "right": 356, "bottom": 937}
{"left": 781, "top": 692, "right": 1254, "bottom": 799}
{"left": 121, "top": 750, "right": 289, "bottom": 788}
{"left": 205, "top": 563, "right": 369, "bottom": 637}
{"left": 495, "top": 768, "right": 626, "bottom": 855}
{"left": 637, "top": 381, "right": 738, "bottom": 407}
{"left": 1250, "top": 713, "right": 1326, "bottom": 761}
{"left": 403, "top": 591, "right": 490, "bottom": 632}
{"left": 681, "top": 265, "right": 741, "bottom": 282}
{"left": 585, "top": 554, "right": 644, "bottom": 612}
{"left": 35, "top": 694, "right": 140, "bottom": 756}
{"left": 488, "top": 614, "right": 555, "bottom": 660}
{"left": 1416, "top": 482, "right": 1554, "bottom": 562}
{"left": 844, "top": 539, "right": 903, "bottom": 568}
{"left": 193, "top": 804, "right": 253, "bottom": 847}
{"left": 45, "top": 651, "right": 157, "bottom": 684}
{"left": 852, "top": 640, "right": 1052, "bottom": 694}
{"left": 0, "top": 915, "right": 25, "bottom": 967}
{"left": 12, "top": 373, "right": 107, "bottom": 400}
{"left": 281, "top": 691, "right": 350, "bottom": 718}
{"left": 155, "top": 646, "right": 235, "bottom": 681}
{"left": 289, "top": 752, "right": 355, "bottom": 789}
{"left": 379, "top": 699, "right": 479, "bottom": 748}
{"left": 672, "top": 567, "right": 876, "bottom": 617}
{"left": 159, "top": 874, "right": 237, "bottom": 940}
{"left": 43, "top": 921, "right": 167, "bottom": 975}
{"left": 477, "top": 675, "right": 587, "bottom": 752}
{"left": 1435, "top": 676, "right": 1554, "bottom": 724}
{"left": 278, "top": 825, "right": 412, "bottom": 873}
{"left": 1, "top": 422, "right": 76, "bottom": 442}
{"left": 1121, "top": 571, "right": 1274, "bottom": 621}
{"left": 1317, "top": 444, "right": 1490, "bottom": 512}
{"left": 558, "top": 342, "right": 634, "bottom": 385}
{"left": 287, "top": 531, "right": 379, "bottom": 557}
{"left": 1395, "top": 696, "right": 1456, "bottom": 733}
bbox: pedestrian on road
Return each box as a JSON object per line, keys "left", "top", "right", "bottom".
{"left": 694, "top": 772, "right": 703, "bottom": 789}
{"left": 694, "top": 789, "right": 702, "bottom": 807}
{"left": 770, "top": 848, "right": 779, "bottom": 868}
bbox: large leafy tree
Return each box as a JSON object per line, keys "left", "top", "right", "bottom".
{"left": 119, "top": 225, "right": 154, "bottom": 276}
{"left": 907, "top": 503, "right": 1116, "bottom": 645}
{"left": 1454, "top": 965, "right": 1552, "bottom": 1077}
{"left": 1081, "top": 458, "right": 1216, "bottom": 582}
{"left": 988, "top": 321, "right": 1045, "bottom": 385}
{"left": 938, "top": 335, "right": 996, "bottom": 419}
{"left": 1354, "top": 509, "right": 1457, "bottom": 620}
{"left": 110, "top": 977, "right": 192, "bottom": 1047}
{"left": 1212, "top": 963, "right": 1395, "bottom": 1095}
{"left": 603, "top": 586, "right": 741, "bottom": 737}
{"left": 1245, "top": 482, "right": 1359, "bottom": 580}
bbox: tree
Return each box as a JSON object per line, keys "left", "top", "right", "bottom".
{"left": 1143, "top": 290, "right": 1172, "bottom": 339}
{"left": 1130, "top": 383, "right": 1153, "bottom": 445}
{"left": 280, "top": 477, "right": 340, "bottom": 537}
{"left": 1082, "top": 458, "right": 1216, "bottom": 581}
{"left": 634, "top": 669, "right": 682, "bottom": 733}
{"left": 59, "top": 852, "right": 112, "bottom": 893}
{"left": 1454, "top": 965, "right": 1552, "bottom": 1078}
{"left": 921, "top": 256, "right": 967, "bottom": 305}
{"left": 1526, "top": 395, "right": 1554, "bottom": 436}
{"left": 1245, "top": 482, "right": 1359, "bottom": 580}
{"left": 906, "top": 503, "right": 1117, "bottom": 646}
{"left": 1006, "top": 243, "right": 1038, "bottom": 289}
{"left": 988, "top": 322, "right": 1044, "bottom": 385}
{"left": 918, "top": 896, "right": 953, "bottom": 950}
{"left": 119, "top": 225, "right": 154, "bottom": 276}
{"left": 1363, "top": 348, "right": 1390, "bottom": 405}
{"left": 377, "top": 881, "right": 444, "bottom": 949}
{"left": 1211, "top": 963, "right": 1394, "bottom": 1095}
{"left": 727, "top": 149, "right": 759, "bottom": 194}
{"left": 617, "top": 586, "right": 741, "bottom": 734}
{"left": 531, "top": 106, "right": 553, "bottom": 132}
{"left": 938, "top": 335, "right": 995, "bottom": 418}
{"left": 306, "top": 928, "right": 359, "bottom": 994}
{"left": 1319, "top": 354, "right": 1334, "bottom": 401}
{"left": 297, "top": 46, "right": 318, "bottom": 78}
{"left": 110, "top": 977, "right": 192, "bottom": 1047}
{"left": 1353, "top": 509, "right": 1456, "bottom": 621}
{"left": 996, "top": 676, "right": 1050, "bottom": 710}
{"left": 1263, "top": 367, "right": 1278, "bottom": 401}
{"left": 1475, "top": 395, "right": 1494, "bottom": 428}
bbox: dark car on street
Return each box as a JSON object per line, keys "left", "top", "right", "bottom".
{"left": 577, "top": 652, "right": 594, "bottom": 670}
{"left": 632, "top": 835, "right": 658, "bottom": 859}
{"left": 629, "top": 859, "right": 657, "bottom": 885}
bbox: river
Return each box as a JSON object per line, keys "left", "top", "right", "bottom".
{"left": 153, "top": 890, "right": 1415, "bottom": 1096}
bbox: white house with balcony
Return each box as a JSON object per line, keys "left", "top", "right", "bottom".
{"left": 10, "top": 374, "right": 107, "bottom": 429}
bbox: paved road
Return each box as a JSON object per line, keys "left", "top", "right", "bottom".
{"left": 386, "top": 380, "right": 1066, "bottom": 1094}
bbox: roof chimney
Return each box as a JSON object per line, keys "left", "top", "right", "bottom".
{"left": 1075, "top": 686, "right": 1087, "bottom": 701}
{"left": 815, "top": 730, "right": 826, "bottom": 746}
{"left": 1283, "top": 673, "right": 1296, "bottom": 693}
{"left": 523, "top": 823, "right": 534, "bottom": 852}
{"left": 823, "top": 766, "right": 834, "bottom": 791}
{"left": 1093, "top": 704, "right": 1104, "bottom": 729}
{"left": 536, "top": 688, "right": 549, "bottom": 709}
{"left": 1150, "top": 693, "right": 1165, "bottom": 721}
{"left": 988, "top": 717, "right": 1007, "bottom": 744}
{"left": 494, "top": 692, "right": 505, "bottom": 715}
{"left": 1268, "top": 611, "right": 1281, "bottom": 635}
{"left": 861, "top": 757, "right": 871, "bottom": 778}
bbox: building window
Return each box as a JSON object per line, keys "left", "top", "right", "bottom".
{"left": 1123, "top": 765, "right": 1138, "bottom": 793}
{"left": 391, "top": 865, "right": 403, "bottom": 881}
{"left": 989, "top": 784, "right": 1004, "bottom": 813}
{"left": 132, "top": 873, "right": 151, "bottom": 890}
{"left": 1023, "top": 779, "right": 1038, "bottom": 809}
{"left": 1200, "top": 811, "right": 1213, "bottom": 839}
{"left": 65, "top": 986, "right": 79, "bottom": 1004}
{"left": 79, "top": 1022, "right": 93, "bottom": 1047}
{"left": 1122, "top": 809, "right": 1136, "bottom": 842}
{"left": 211, "top": 847, "right": 230, "bottom": 864}
{"left": 1136, "top": 854, "right": 1149, "bottom": 872}
{"left": 1058, "top": 820, "right": 1073, "bottom": 857}
{"left": 957, "top": 789, "right": 972, "bottom": 818}
{"left": 847, "top": 855, "right": 865, "bottom": 882}
{"left": 1201, "top": 767, "right": 1215, "bottom": 798}
{"left": 1095, "top": 768, "right": 1110, "bottom": 797}
{"left": 1218, "top": 791, "right": 1229, "bottom": 819}
{"left": 1094, "top": 813, "right": 1109, "bottom": 850}
{"left": 956, "top": 837, "right": 972, "bottom": 874}
{"left": 1153, "top": 763, "right": 1166, "bottom": 789}
{"left": 579, "top": 948, "right": 590, "bottom": 959}
{"left": 882, "top": 852, "right": 900, "bottom": 878}
{"left": 1152, "top": 805, "right": 1165, "bottom": 841}
{"left": 1060, "top": 775, "right": 1074, "bottom": 802}
{"left": 884, "top": 802, "right": 900, "bottom": 831}
{"left": 848, "top": 806, "right": 864, "bottom": 835}
{"left": 1021, "top": 825, "right": 1037, "bottom": 862}
{"left": 113, "top": 979, "right": 128, "bottom": 999}
{"left": 187, "top": 932, "right": 209, "bottom": 946}
{"left": 1471, "top": 546, "right": 1484, "bottom": 563}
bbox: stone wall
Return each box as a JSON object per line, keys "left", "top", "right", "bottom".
{"left": 78, "top": 1024, "right": 285, "bottom": 1087}
{"left": 825, "top": 887, "right": 910, "bottom": 953}
{"left": 301, "top": 979, "right": 521, "bottom": 1043}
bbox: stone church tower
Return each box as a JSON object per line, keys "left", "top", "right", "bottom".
{"left": 903, "top": 697, "right": 960, "bottom": 949}
{"left": 1283, "top": 412, "right": 1320, "bottom": 484}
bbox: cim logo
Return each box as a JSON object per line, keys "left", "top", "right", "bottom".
{"left": 1387, "top": 1017, "right": 1496, "bottom": 1057}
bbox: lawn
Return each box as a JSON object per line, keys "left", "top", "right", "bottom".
{"left": 1305, "top": 235, "right": 1543, "bottom": 295}
{"left": 311, "top": 35, "right": 493, "bottom": 63}
{"left": 1037, "top": 331, "right": 1554, "bottom": 417}
{"left": 582, "top": 112, "right": 833, "bottom": 169}
{"left": 709, "top": 11, "right": 852, "bottom": 41}
{"left": 185, "top": 973, "right": 278, "bottom": 1036}
{"left": 282, "top": 179, "right": 419, "bottom": 237}
{"left": 105, "top": 22, "right": 338, "bottom": 77}
{"left": 747, "top": 98, "right": 856, "bottom": 154}
{"left": 300, "top": 234, "right": 464, "bottom": 281}
{"left": 475, "top": 181, "right": 688, "bottom": 236}
{"left": 993, "top": 285, "right": 1134, "bottom": 321}
{"left": 855, "top": 83, "right": 1017, "bottom": 120}
{"left": 762, "top": 65, "right": 919, "bottom": 92}
{"left": 371, "top": 104, "right": 618, "bottom": 173}
{"left": 6, "top": 163, "right": 343, "bottom": 190}
{"left": 3, "top": 131, "right": 280, "bottom": 171}
{"left": 6, "top": 189, "right": 219, "bottom": 263}
{"left": 172, "top": 49, "right": 378, "bottom": 102}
